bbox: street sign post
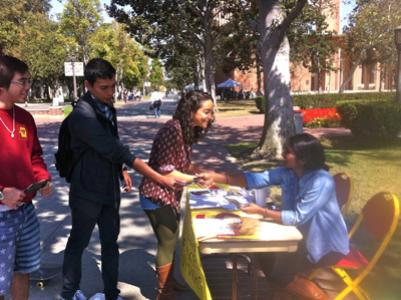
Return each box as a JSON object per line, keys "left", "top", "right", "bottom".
{"left": 64, "top": 62, "right": 84, "bottom": 100}
{"left": 64, "top": 62, "right": 84, "bottom": 77}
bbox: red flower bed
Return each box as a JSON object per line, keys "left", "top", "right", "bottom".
{"left": 299, "top": 108, "right": 341, "bottom": 124}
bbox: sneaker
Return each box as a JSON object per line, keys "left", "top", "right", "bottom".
{"left": 88, "top": 293, "right": 105, "bottom": 300}
{"left": 73, "top": 290, "right": 88, "bottom": 300}
{"left": 88, "top": 293, "right": 124, "bottom": 300}
{"left": 58, "top": 290, "right": 87, "bottom": 300}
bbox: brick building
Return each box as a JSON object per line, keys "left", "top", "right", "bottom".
{"left": 216, "top": 0, "right": 394, "bottom": 94}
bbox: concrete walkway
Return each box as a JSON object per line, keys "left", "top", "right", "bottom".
{"left": 25, "top": 99, "right": 350, "bottom": 300}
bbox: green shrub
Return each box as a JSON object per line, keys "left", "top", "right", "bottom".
{"left": 28, "top": 98, "right": 52, "bottom": 103}
{"left": 293, "top": 91, "right": 395, "bottom": 108}
{"left": 254, "top": 92, "right": 395, "bottom": 112}
{"left": 254, "top": 96, "right": 265, "bottom": 113}
{"left": 64, "top": 105, "right": 73, "bottom": 117}
{"left": 304, "top": 117, "right": 341, "bottom": 128}
{"left": 337, "top": 101, "right": 401, "bottom": 141}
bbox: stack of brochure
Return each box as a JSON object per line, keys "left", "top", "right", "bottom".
{"left": 189, "top": 188, "right": 252, "bottom": 210}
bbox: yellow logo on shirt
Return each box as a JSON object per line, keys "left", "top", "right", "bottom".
{"left": 19, "top": 127, "right": 27, "bottom": 138}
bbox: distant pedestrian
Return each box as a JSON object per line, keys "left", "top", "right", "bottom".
{"left": 122, "top": 89, "right": 128, "bottom": 103}
{"left": 153, "top": 99, "right": 162, "bottom": 118}
{"left": 59, "top": 58, "right": 177, "bottom": 300}
{"left": 0, "top": 55, "right": 52, "bottom": 300}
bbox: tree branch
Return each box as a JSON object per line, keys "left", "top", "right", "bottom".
{"left": 280, "top": 0, "right": 307, "bottom": 34}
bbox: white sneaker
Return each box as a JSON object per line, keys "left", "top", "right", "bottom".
{"left": 73, "top": 290, "right": 88, "bottom": 300}
{"left": 88, "top": 293, "right": 105, "bottom": 300}
{"left": 88, "top": 293, "right": 124, "bottom": 300}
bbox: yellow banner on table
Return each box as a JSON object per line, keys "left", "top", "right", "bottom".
{"left": 180, "top": 194, "right": 212, "bottom": 300}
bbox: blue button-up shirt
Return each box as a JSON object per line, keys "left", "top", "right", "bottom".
{"left": 245, "top": 167, "right": 349, "bottom": 263}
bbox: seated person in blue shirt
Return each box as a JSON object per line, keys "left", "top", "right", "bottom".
{"left": 199, "top": 133, "right": 349, "bottom": 299}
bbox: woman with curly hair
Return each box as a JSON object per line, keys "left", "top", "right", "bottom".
{"left": 139, "top": 90, "right": 214, "bottom": 299}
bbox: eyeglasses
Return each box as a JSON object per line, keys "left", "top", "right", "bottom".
{"left": 11, "top": 78, "right": 33, "bottom": 87}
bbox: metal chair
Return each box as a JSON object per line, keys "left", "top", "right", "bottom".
{"left": 330, "top": 192, "right": 399, "bottom": 300}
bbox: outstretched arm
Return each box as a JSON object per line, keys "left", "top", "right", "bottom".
{"left": 132, "top": 158, "right": 176, "bottom": 190}
{"left": 241, "top": 203, "right": 282, "bottom": 223}
{"left": 196, "top": 171, "right": 247, "bottom": 188}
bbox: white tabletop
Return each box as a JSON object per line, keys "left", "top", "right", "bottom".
{"left": 186, "top": 187, "right": 303, "bottom": 255}
{"left": 193, "top": 217, "right": 303, "bottom": 254}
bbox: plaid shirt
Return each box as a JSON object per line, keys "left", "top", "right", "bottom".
{"left": 139, "top": 119, "right": 192, "bottom": 212}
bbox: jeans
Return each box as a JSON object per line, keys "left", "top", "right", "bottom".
{"left": 154, "top": 107, "right": 161, "bottom": 118}
{"left": 61, "top": 197, "right": 120, "bottom": 300}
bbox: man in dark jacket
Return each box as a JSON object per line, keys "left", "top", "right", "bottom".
{"left": 60, "top": 58, "right": 176, "bottom": 300}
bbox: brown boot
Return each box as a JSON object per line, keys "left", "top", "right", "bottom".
{"left": 285, "top": 275, "right": 328, "bottom": 300}
{"left": 156, "top": 263, "right": 175, "bottom": 300}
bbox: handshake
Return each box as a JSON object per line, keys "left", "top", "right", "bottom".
{"left": 165, "top": 170, "right": 214, "bottom": 188}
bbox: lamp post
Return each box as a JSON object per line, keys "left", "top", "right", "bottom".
{"left": 395, "top": 26, "right": 401, "bottom": 103}
{"left": 71, "top": 54, "right": 78, "bottom": 101}
{"left": 65, "top": 45, "right": 79, "bottom": 101}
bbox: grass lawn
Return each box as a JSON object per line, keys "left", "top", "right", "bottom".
{"left": 63, "top": 105, "right": 72, "bottom": 116}
{"left": 226, "top": 137, "right": 401, "bottom": 299}
{"left": 214, "top": 99, "right": 260, "bottom": 117}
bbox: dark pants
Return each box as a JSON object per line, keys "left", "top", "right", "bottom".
{"left": 144, "top": 206, "right": 179, "bottom": 267}
{"left": 61, "top": 197, "right": 120, "bottom": 300}
{"left": 258, "top": 242, "right": 343, "bottom": 286}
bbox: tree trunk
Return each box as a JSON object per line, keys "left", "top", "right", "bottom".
{"left": 256, "top": 54, "right": 263, "bottom": 96}
{"left": 48, "top": 85, "right": 53, "bottom": 100}
{"left": 339, "top": 63, "right": 357, "bottom": 93}
{"left": 204, "top": 35, "right": 216, "bottom": 106}
{"left": 253, "top": 1, "right": 298, "bottom": 160}
{"left": 40, "top": 85, "right": 45, "bottom": 99}
{"left": 379, "top": 65, "right": 383, "bottom": 92}
{"left": 200, "top": 4, "right": 217, "bottom": 106}
{"left": 194, "top": 60, "right": 200, "bottom": 90}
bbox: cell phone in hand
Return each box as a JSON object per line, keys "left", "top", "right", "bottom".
{"left": 266, "top": 202, "right": 281, "bottom": 211}
{"left": 175, "top": 180, "right": 190, "bottom": 187}
{"left": 24, "top": 180, "right": 48, "bottom": 193}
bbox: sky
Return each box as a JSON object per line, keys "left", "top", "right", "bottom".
{"left": 50, "top": 0, "right": 356, "bottom": 29}
{"left": 340, "top": 0, "right": 356, "bottom": 30}
{"left": 49, "top": 0, "right": 112, "bottom": 22}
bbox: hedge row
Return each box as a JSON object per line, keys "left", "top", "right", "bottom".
{"left": 27, "top": 98, "right": 52, "bottom": 103}
{"left": 293, "top": 91, "right": 395, "bottom": 108}
{"left": 254, "top": 91, "right": 396, "bottom": 112}
{"left": 337, "top": 101, "right": 401, "bottom": 140}
{"left": 254, "top": 96, "right": 265, "bottom": 112}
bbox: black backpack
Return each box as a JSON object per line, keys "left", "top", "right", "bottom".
{"left": 55, "top": 115, "right": 74, "bottom": 182}
{"left": 55, "top": 103, "right": 87, "bottom": 183}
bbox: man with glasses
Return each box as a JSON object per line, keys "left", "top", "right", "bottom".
{"left": 0, "top": 55, "right": 52, "bottom": 300}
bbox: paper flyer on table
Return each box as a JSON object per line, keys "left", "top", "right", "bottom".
{"left": 189, "top": 189, "right": 253, "bottom": 210}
